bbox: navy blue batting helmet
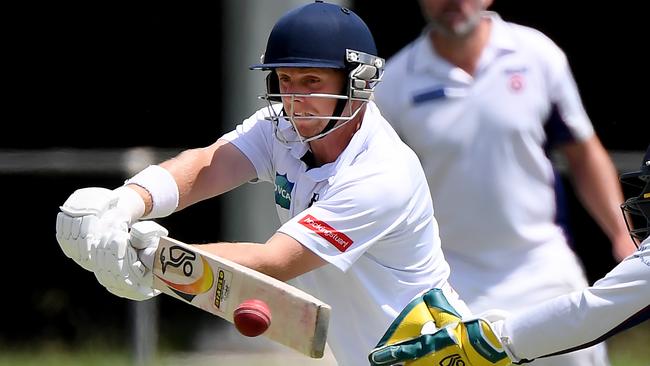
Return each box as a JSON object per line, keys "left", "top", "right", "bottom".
{"left": 250, "top": 1, "right": 378, "bottom": 71}
{"left": 250, "top": 1, "right": 384, "bottom": 144}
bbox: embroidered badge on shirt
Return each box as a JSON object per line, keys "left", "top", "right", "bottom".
{"left": 299, "top": 214, "right": 353, "bottom": 252}
{"left": 509, "top": 73, "right": 524, "bottom": 92}
{"left": 505, "top": 67, "right": 527, "bottom": 92}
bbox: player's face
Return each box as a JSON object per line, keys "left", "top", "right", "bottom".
{"left": 419, "top": 0, "right": 490, "bottom": 37}
{"left": 275, "top": 67, "right": 347, "bottom": 139}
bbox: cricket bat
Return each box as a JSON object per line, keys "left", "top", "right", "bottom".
{"left": 152, "top": 236, "right": 331, "bottom": 358}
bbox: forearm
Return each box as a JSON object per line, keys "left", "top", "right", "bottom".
{"left": 201, "top": 242, "right": 279, "bottom": 277}
{"left": 123, "top": 139, "right": 256, "bottom": 217}
{"left": 563, "top": 137, "right": 631, "bottom": 251}
{"left": 160, "top": 140, "right": 255, "bottom": 210}
{"left": 200, "top": 233, "right": 327, "bottom": 282}
{"left": 502, "top": 244, "right": 650, "bottom": 361}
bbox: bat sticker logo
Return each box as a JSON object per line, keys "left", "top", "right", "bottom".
{"left": 156, "top": 245, "right": 214, "bottom": 302}
{"left": 213, "top": 268, "right": 232, "bottom": 311}
{"left": 160, "top": 245, "right": 196, "bottom": 276}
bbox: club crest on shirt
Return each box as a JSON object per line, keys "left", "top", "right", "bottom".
{"left": 274, "top": 172, "right": 294, "bottom": 210}
{"left": 299, "top": 214, "right": 353, "bottom": 252}
{"left": 509, "top": 73, "right": 525, "bottom": 92}
{"left": 504, "top": 67, "right": 527, "bottom": 92}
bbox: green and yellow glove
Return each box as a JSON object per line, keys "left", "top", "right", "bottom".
{"left": 369, "top": 289, "right": 512, "bottom": 366}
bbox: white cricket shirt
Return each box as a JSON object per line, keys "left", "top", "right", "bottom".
{"left": 222, "top": 102, "right": 467, "bottom": 366}
{"left": 375, "top": 13, "right": 595, "bottom": 312}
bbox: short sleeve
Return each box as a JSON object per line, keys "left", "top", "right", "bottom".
{"left": 278, "top": 168, "right": 411, "bottom": 272}
{"left": 220, "top": 108, "right": 276, "bottom": 183}
{"left": 543, "top": 43, "right": 595, "bottom": 143}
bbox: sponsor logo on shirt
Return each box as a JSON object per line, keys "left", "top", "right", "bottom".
{"left": 298, "top": 214, "right": 353, "bottom": 252}
{"left": 274, "top": 173, "right": 294, "bottom": 210}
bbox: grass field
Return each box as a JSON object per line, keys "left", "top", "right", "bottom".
{"left": 605, "top": 320, "right": 650, "bottom": 366}
{"left": 1, "top": 322, "right": 647, "bottom": 366}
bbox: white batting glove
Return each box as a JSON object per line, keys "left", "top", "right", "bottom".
{"left": 93, "top": 221, "right": 167, "bottom": 301}
{"left": 130, "top": 220, "right": 169, "bottom": 269}
{"left": 56, "top": 188, "right": 120, "bottom": 271}
{"left": 56, "top": 187, "right": 145, "bottom": 272}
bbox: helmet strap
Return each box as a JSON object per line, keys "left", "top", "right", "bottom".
{"left": 316, "top": 97, "right": 348, "bottom": 138}
{"left": 315, "top": 68, "right": 355, "bottom": 138}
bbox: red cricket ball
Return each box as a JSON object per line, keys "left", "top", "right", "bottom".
{"left": 233, "top": 298, "right": 272, "bottom": 337}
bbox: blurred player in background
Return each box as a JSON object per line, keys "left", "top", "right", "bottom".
{"left": 54, "top": 2, "right": 471, "bottom": 365}
{"left": 368, "top": 145, "right": 650, "bottom": 366}
{"left": 373, "top": 0, "right": 632, "bottom": 365}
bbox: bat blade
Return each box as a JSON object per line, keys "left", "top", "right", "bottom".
{"left": 152, "top": 236, "right": 330, "bottom": 358}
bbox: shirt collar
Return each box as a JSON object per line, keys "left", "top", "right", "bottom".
{"left": 287, "top": 102, "right": 377, "bottom": 183}
{"left": 486, "top": 12, "right": 517, "bottom": 53}
{"left": 480, "top": 12, "right": 517, "bottom": 64}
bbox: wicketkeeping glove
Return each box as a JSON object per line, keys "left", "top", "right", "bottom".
{"left": 369, "top": 288, "right": 512, "bottom": 366}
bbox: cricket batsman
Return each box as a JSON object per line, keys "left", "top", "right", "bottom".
{"left": 54, "top": 2, "right": 471, "bottom": 365}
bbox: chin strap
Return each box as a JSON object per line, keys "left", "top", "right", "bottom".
{"left": 317, "top": 96, "right": 349, "bottom": 138}
{"left": 315, "top": 61, "right": 378, "bottom": 139}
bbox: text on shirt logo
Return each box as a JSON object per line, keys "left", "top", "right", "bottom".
{"left": 274, "top": 172, "right": 294, "bottom": 209}
{"left": 298, "top": 214, "right": 353, "bottom": 252}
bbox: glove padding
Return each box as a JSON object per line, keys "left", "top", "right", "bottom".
{"left": 369, "top": 289, "right": 512, "bottom": 366}
{"left": 370, "top": 318, "right": 511, "bottom": 366}
{"left": 93, "top": 221, "right": 168, "bottom": 301}
{"left": 56, "top": 187, "right": 124, "bottom": 271}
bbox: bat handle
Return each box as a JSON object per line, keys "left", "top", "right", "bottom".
{"left": 130, "top": 221, "right": 169, "bottom": 269}
{"left": 138, "top": 246, "right": 157, "bottom": 269}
